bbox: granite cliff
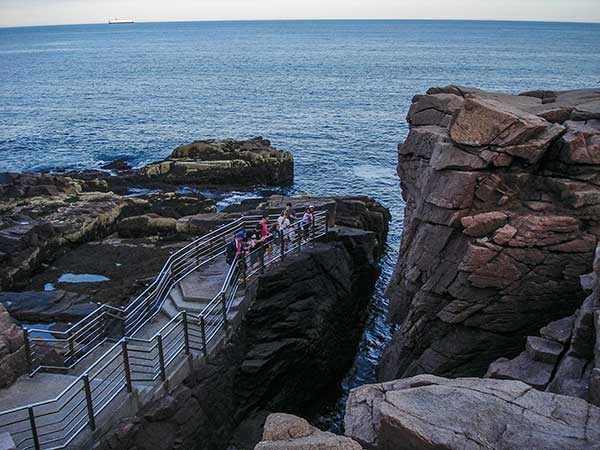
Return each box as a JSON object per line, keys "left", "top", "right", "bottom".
{"left": 380, "top": 86, "right": 600, "bottom": 380}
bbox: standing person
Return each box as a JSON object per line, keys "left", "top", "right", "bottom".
{"left": 259, "top": 215, "right": 269, "bottom": 239}
{"left": 301, "top": 206, "right": 314, "bottom": 241}
{"left": 268, "top": 221, "right": 280, "bottom": 258}
{"left": 278, "top": 211, "right": 292, "bottom": 247}
{"left": 226, "top": 231, "right": 245, "bottom": 265}
{"left": 283, "top": 202, "right": 296, "bottom": 222}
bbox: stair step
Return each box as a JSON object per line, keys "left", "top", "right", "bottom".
{"left": 162, "top": 296, "right": 180, "bottom": 319}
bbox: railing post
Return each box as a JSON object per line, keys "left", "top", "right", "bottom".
{"left": 312, "top": 215, "right": 316, "bottom": 239}
{"left": 121, "top": 341, "right": 133, "bottom": 393}
{"left": 23, "top": 328, "right": 33, "bottom": 374}
{"left": 221, "top": 292, "right": 229, "bottom": 329}
{"left": 325, "top": 211, "right": 329, "bottom": 234}
{"left": 260, "top": 247, "right": 265, "bottom": 274}
{"left": 241, "top": 254, "right": 247, "bottom": 285}
{"left": 200, "top": 316, "right": 208, "bottom": 358}
{"left": 28, "top": 407, "right": 40, "bottom": 450}
{"left": 280, "top": 231, "right": 285, "bottom": 260}
{"left": 68, "top": 332, "right": 75, "bottom": 361}
{"left": 82, "top": 375, "right": 96, "bottom": 431}
{"left": 297, "top": 224, "right": 302, "bottom": 252}
{"left": 182, "top": 311, "right": 190, "bottom": 356}
{"left": 156, "top": 334, "right": 167, "bottom": 388}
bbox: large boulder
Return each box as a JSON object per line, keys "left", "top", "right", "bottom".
{"left": 380, "top": 86, "right": 600, "bottom": 380}
{"left": 345, "top": 375, "right": 600, "bottom": 450}
{"left": 139, "top": 137, "right": 294, "bottom": 186}
{"left": 0, "top": 304, "right": 26, "bottom": 389}
{"left": 255, "top": 413, "right": 362, "bottom": 450}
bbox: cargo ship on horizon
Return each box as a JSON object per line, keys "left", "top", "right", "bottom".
{"left": 108, "top": 18, "right": 134, "bottom": 24}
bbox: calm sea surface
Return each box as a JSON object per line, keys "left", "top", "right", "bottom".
{"left": 1, "top": 19, "right": 599, "bottom": 432}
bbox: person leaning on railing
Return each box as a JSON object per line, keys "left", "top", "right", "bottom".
{"left": 226, "top": 231, "right": 245, "bottom": 265}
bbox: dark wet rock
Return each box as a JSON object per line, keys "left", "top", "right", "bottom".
{"left": 26, "top": 237, "right": 186, "bottom": 307}
{"left": 255, "top": 413, "right": 362, "bottom": 450}
{"left": 101, "top": 159, "right": 131, "bottom": 171}
{"left": 139, "top": 137, "right": 294, "bottom": 186}
{"left": 0, "top": 304, "right": 26, "bottom": 389}
{"left": 380, "top": 86, "right": 600, "bottom": 381}
{"left": 0, "top": 291, "right": 97, "bottom": 323}
{"left": 344, "top": 375, "right": 600, "bottom": 450}
{"left": 95, "top": 224, "right": 386, "bottom": 450}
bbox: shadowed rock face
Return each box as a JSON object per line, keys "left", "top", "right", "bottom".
{"left": 380, "top": 86, "right": 600, "bottom": 381}
{"left": 344, "top": 374, "right": 600, "bottom": 450}
{"left": 95, "top": 227, "right": 384, "bottom": 450}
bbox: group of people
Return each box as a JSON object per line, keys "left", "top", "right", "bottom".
{"left": 225, "top": 203, "right": 316, "bottom": 267}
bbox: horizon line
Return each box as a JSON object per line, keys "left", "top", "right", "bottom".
{"left": 2, "top": 17, "right": 600, "bottom": 30}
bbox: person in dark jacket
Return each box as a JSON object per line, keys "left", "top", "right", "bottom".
{"left": 225, "top": 231, "right": 245, "bottom": 265}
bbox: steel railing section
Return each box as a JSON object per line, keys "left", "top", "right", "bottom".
{"left": 0, "top": 210, "right": 328, "bottom": 450}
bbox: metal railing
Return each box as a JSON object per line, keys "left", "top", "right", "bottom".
{"left": 0, "top": 210, "right": 328, "bottom": 450}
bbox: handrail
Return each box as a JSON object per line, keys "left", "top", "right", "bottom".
{"left": 0, "top": 210, "right": 329, "bottom": 450}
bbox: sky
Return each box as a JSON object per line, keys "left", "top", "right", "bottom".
{"left": 1, "top": 0, "right": 599, "bottom": 27}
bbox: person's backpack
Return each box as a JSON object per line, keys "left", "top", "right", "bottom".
{"left": 225, "top": 239, "right": 237, "bottom": 264}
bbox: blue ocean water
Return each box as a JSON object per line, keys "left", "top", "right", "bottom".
{"left": 1, "top": 19, "right": 600, "bottom": 432}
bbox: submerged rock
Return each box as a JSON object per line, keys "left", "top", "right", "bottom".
{"left": 345, "top": 375, "right": 600, "bottom": 450}
{"left": 255, "top": 413, "right": 362, "bottom": 450}
{"left": 381, "top": 86, "right": 600, "bottom": 380}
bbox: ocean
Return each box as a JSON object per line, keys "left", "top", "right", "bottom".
{"left": 1, "top": 19, "right": 599, "bottom": 432}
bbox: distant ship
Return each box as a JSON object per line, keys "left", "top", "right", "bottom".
{"left": 108, "top": 18, "right": 134, "bottom": 24}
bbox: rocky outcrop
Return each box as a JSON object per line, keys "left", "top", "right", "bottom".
{"left": 254, "top": 413, "right": 362, "bottom": 450}
{"left": 380, "top": 86, "right": 600, "bottom": 380}
{"left": 139, "top": 137, "right": 293, "bottom": 186}
{"left": 486, "top": 244, "right": 600, "bottom": 405}
{"left": 0, "top": 173, "right": 218, "bottom": 290}
{"left": 0, "top": 291, "right": 97, "bottom": 324}
{"left": 95, "top": 224, "right": 385, "bottom": 450}
{"left": 0, "top": 304, "right": 26, "bottom": 389}
{"left": 345, "top": 374, "right": 600, "bottom": 450}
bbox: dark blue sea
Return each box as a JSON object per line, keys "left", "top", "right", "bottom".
{"left": 1, "top": 19, "right": 600, "bottom": 432}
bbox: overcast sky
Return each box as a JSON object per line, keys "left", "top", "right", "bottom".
{"left": 1, "top": 0, "right": 599, "bottom": 27}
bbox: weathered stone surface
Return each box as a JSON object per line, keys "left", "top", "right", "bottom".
{"left": 139, "top": 137, "right": 294, "bottom": 186}
{"left": 540, "top": 315, "right": 576, "bottom": 344}
{"left": 345, "top": 375, "right": 600, "bottom": 450}
{"left": 525, "top": 336, "right": 564, "bottom": 364}
{"left": 0, "top": 304, "right": 26, "bottom": 389}
{"left": 0, "top": 291, "right": 97, "bottom": 324}
{"left": 117, "top": 214, "right": 177, "bottom": 238}
{"left": 381, "top": 86, "right": 600, "bottom": 381}
{"left": 485, "top": 352, "right": 554, "bottom": 390}
{"left": 254, "top": 413, "right": 362, "bottom": 450}
{"left": 486, "top": 244, "right": 600, "bottom": 405}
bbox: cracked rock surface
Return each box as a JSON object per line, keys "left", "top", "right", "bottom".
{"left": 345, "top": 374, "right": 600, "bottom": 450}
{"left": 254, "top": 413, "right": 362, "bottom": 450}
{"left": 380, "top": 86, "right": 600, "bottom": 380}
